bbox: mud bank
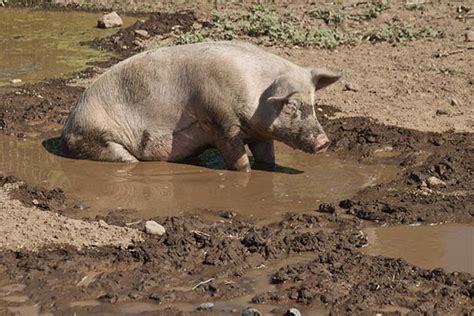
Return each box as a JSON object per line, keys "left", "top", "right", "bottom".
{"left": 0, "top": 2, "right": 473, "bottom": 315}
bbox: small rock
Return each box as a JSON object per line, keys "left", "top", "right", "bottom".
{"left": 339, "top": 199, "right": 353, "bottom": 209}
{"left": 196, "top": 302, "right": 214, "bottom": 311}
{"left": 465, "top": 30, "right": 474, "bottom": 42}
{"left": 145, "top": 220, "right": 166, "bottom": 236}
{"left": 218, "top": 210, "right": 237, "bottom": 219}
{"left": 149, "top": 293, "right": 161, "bottom": 303}
{"left": 449, "top": 97, "right": 461, "bottom": 106}
{"left": 32, "top": 199, "right": 39, "bottom": 206}
{"left": 97, "top": 12, "right": 123, "bottom": 29}
{"left": 242, "top": 308, "right": 262, "bottom": 316}
{"left": 426, "top": 176, "right": 446, "bottom": 188}
{"left": 343, "top": 82, "right": 360, "bottom": 92}
{"left": 98, "top": 219, "right": 108, "bottom": 228}
{"left": 318, "top": 203, "right": 336, "bottom": 214}
{"left": 134, "top": 29, "right": 150, "bottom": 38}
{"left": 436, "top": 108, "right": 451, "bottom": 116}
{"left": 192, "top": 21, "right": 203, "bottom": 30}
{"left": 10, "top": 79, "right": 22, "bottom": 84}
{"left": 285, "top": 308, "right": 302, "bottom": 316}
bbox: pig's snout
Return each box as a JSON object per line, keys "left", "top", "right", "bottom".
{"left": 313, "top": 133, "right": 329, "bottom": 153}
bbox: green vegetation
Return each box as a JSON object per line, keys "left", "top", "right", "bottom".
{"left": 173, "top": 4, "right": 440, "bottom": 49}
{"left": 174, "top": 5, "right": 346, "bottom": 49}
{"left": 365, "top": 1, "right": 390, "bottom": 20}
{"left": 363, "top": 23, "right": 440, "bottom": 43}
{"left": 310, "top": 9, "right": 345, "bottom": 25}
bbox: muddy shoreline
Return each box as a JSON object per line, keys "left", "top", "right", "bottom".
{"left": 0, "top": 2, "right": 473, "bottom": 315}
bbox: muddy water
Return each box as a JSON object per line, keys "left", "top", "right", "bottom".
{"left": 0, "top": 135, "right": 398, "bottom": 221}
{"left": 0, "top": 8, "right": 135, "bottom": 86}
{"left": 364, "top": 224, "right": 474, "bottom": 274}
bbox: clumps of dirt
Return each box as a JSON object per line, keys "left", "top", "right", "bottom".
{"left": 0, "top": 79, "right": 84, "bottom": 137}
{"left": 333, "top": 133, "right": 474, "bottom": 224}
{"left": 0, "top": 213, "right": 471, "bottom": 314}
{"left": 85, "top": 11, "right": 196, "bottom": 57}
{"left": 255, "top": 251, "right": 473, "bottom": 315}
{"left": 1, "top": 175, "right": 83, "bottom": 214}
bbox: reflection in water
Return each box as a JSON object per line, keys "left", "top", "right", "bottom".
{"left": 364, "top": 224, "right": 474, "bottom": 274}
{"left": 0, "top": 135, "right": 398, "bottom": 221}
{"left": 0, "top": 8, "right": 136, "bottom": 86}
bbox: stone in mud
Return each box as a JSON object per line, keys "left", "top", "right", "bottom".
{"left": 145, "top": 220, "right": 166, "bottom": 236}
{"left": 285, "top": 308, "right": 302, "bottom": 316}
{"left": 10, "top": 79, "right": 22, "bottom": 84}
{"left": 97, "top": 12, "right": 123, "bottom": 29}
{"left": 148, "top": 293, "right": 161, "bottom": 303}
{"left": 426, "top": 176, "right": 446, "bottom": 188}
{"left": 196, "top": 302, "right": 214, "bottom": 311}
{"left": 242, "top": 307, "right": 262, "bottom": 316}
{"left": 464, "top": 30, "right": 474, "bottom": 42}
{"left": 134, "top": 29, "right": 150, "bottom": 38}
{"left": 343, "top": 82, "right": 360, "bottom": 92}
{"left": 218, "top": 210, "right": 237, "bottom": 219}
{"left": 318, "top": 203, "right": 336, "bottom": 214}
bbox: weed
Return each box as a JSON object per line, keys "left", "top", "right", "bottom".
{"left": 172, "top": 4, "right": 346, "bottom": 49}
{"left": 311, "top": 9, "right": 345, "bottom": 25}
{"left": 363, "top": 23, "right": 440, "bottom": 43}
{"left": 365, "top": 1, "right": 390, "bottom": 20}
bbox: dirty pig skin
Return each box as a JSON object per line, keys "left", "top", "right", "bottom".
{"left": 61, "top": 41, "right": 341, "bottom": 171}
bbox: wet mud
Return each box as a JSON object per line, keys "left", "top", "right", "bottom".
{"left": 0, "top": 4, "right": 473, "bottom": 316}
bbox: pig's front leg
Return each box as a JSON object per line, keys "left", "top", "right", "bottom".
{"left": 249, "top": 141, "right": 276, "bottom": 171}
{"left": 216, "top": 134, "right": 251, "bottom": 172}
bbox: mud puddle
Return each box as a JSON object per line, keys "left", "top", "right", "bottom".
{"left": 0, "top": 135, "right": 398, "bottom": 222}
{"left": 0, "top": 8, "right": 136, "bottom": 87}
{"left": 364, "top": 223, "right": 474, "bottom": 274}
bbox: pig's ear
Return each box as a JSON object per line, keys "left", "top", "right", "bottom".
{"left": 267, "top": 91, "right": 298, "bottom": 105}
{"left": 310, "top": 68, "right": 342, "bottom": 91}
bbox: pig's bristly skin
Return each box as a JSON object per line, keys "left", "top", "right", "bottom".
{"left": 61, "top": 41, "right": 341, "bottom": 171}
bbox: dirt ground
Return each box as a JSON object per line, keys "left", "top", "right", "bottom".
{"left": 0, "top": 1, "right": 473, "bottom": 315}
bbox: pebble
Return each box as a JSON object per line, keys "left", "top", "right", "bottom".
{"left": 343, "top": 82, "right": 360, "bottom": 92}
{"left": 465, "top": 30, "right": 474, "bottom": 42}
{"left": 197, "top": 302, "right": 214, "bottom": 311}
{"left": 285, "top": 308, "right": 302, "bottom": 316}
{"left": 449, "top": 97, "right": 460, "bottom": 107}
{"left": 426, "top": 176, "right": 446, "bottom": 188}
{"left": 32, "top": 199, "right": 39, "bottom": 206}
{"left": 436, "top": 108, "right": 451, "bottom": 116}
{"left": 134, "top": 29, "right": 150, "bottom": 38}
{"left": 318, "top": 203, "right": 336, "bottom": 214}
{"left": 145, "top": 220, "right": 166, "bottom": 236}
{"left": 97, "top": 12, "right": 123, "bottom": 29}
{"left": 10, "top": 79, "right": 22, "bottom": 84}
{"left": 242, "top": 307, "right": 262, "bottom": 316}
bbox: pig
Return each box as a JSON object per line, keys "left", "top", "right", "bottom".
{"left": 61, "top": 41, "right": 341, "bottom": 171}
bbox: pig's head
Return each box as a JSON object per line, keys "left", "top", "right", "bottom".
{"left": 252, "top": 68, "right": 341, "bottom": 154}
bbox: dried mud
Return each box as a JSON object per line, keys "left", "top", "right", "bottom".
{"left": 0, "top": 2, "right": 473, "bottom": 315}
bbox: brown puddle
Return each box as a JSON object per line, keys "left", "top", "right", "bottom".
{"left": 0, "top": 135, "right": 398, "bottom": 221}
{"left": 0, "top": 8, "right": 136, "bottom": 87}
{"left": 364, "top": 224, "right": 474, "bottom": 274}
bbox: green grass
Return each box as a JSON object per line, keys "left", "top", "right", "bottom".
{"left": 173, "top": 5, "right": 346, "bottom": 49}
{"left": 363, "top": 23, "right": 440, "bottom": 43}
{"left": 172, "top": 5, "right": 440, "bottom": 49}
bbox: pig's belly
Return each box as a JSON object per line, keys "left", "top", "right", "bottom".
{"left": 137, "top": 125, "right": 214, "bottom": 162}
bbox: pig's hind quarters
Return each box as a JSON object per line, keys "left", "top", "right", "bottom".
{"left": 61, "top": 130, "right": 138, "bottom": 163}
